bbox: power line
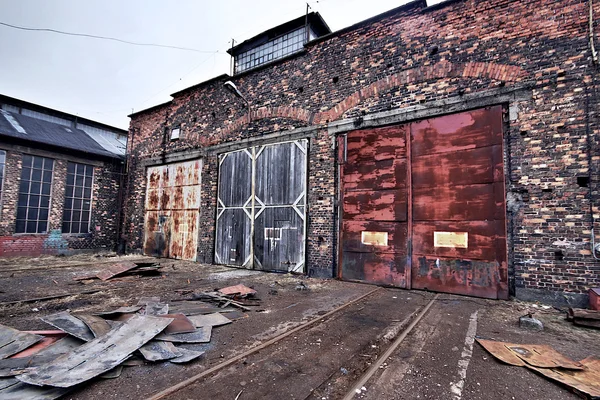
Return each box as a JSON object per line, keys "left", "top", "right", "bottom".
{"left": 0, "top": 21, "right": 216, "bottom": 53}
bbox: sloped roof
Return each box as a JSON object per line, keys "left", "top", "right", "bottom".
{"left": 0, "top": 110, "right": 123, "bottom": 159}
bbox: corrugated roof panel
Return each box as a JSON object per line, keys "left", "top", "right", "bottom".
{"left": 0, "top": 110, "right": 122, "bottom": 159}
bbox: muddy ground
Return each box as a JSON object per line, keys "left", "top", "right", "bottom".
{"left": 0, "top": 255, "right": 599, "bottom": 400}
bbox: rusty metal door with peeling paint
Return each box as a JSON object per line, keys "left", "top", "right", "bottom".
{"left": 144, "top": 160, "right": 201, "bottom": 261}
{"left": 339, "top": 125, "right": 410, "bottom": 287}
{"left": 215, "top": 140, "right": 307, "bottom": 272}
{"left": 339, "top": 106, "right": 508, "bottom": 299}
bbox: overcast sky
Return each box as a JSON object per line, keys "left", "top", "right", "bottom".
{"left": 0, "top": 0, "right": 412, "bottom": 129}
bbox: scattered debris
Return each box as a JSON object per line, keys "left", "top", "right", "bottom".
{"left": 0, "top": 284, "right": 258, "bottom": 398}
{"left": 519, "top": 313, "right": 544, "bottom": 331}
{"left": 73, "top": 261, "right": 163, "bottom": 283}
{"left": 218, "top": 284, "right": 256, "bottom": 297}
{"left": 567, "top": 308, "right": 600, "bottom": 329}
{"left": 477, "top": 339, "right": 600, "bottom": 398}
{"left": 0, "top": 325, "right": 43, "bottom": 360}
{"left": 295, "top": 282, "right": 309, "bottom": 291}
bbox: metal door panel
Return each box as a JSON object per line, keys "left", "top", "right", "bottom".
{"left": 412, "top": 146, "right": 502, "bottom": 188}
{"left": 411, "top": 107, "right": 503, "bottom": 156}
{"left": 343, "top": 189, "right": 408, "bottom": 221}
{"left": 340, "top": 106, "right": 508, "bottom": 299}
{"left": 339, "top": 124, "right": 410, "bottom": 288}
{"left": 412, "top": 220, "right": 505, "bottom": 261}
{"left": 412, "top": 183, "right": 503, "bottom": 221}
{"left": 144, "top": 160, "right": 201, "bottom": 261}
{"left": 411, "top": 255, "right": 504, "bottom": 299}
{"left": 410, "top": 105, "right": 507, "bottom": 299}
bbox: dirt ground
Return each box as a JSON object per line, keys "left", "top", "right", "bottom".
{"left": 1, "top": 255, "right": 599, "bottom": 400}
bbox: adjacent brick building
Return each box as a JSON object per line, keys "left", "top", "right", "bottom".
{"left": 126, "top": 0, "right": 600, "bottom": 306}
{"left": 0, "top": 95, "right": 126, "bottom": 256}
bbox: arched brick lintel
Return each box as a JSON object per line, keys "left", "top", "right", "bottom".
{"left": 222, "top": 61, "right": 527, "bottom": 134}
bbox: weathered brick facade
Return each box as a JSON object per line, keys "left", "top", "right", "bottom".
{"left": 0, "top": 145, "right": 123, "bottom": 257}
{"left": 126, "top": 0, "right": 600, "bottom": 304}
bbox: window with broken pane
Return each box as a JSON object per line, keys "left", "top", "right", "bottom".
{"left": 62, "top": 162, "right": 94, "bottom": 234}
{"left": 16, "top": 155, "right": 54, "bottom": 233}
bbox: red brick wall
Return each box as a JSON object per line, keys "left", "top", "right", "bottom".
{"left": 126, "top": 0, "right": 600, "bottom": 298}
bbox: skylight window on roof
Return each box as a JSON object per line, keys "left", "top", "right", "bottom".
{"left": 234, "top": 27, "right": 307, "bottom": 74}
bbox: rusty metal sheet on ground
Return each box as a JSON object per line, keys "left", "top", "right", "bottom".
{"left": 139, "top": 341, "right": 182, "bottom": 361}
{"left": 99, "top": 365, "right": 123, "bottom": 379}
{"left": 17, "top": 315, "right": 172, "bottom": 388}
{"left": 188, "top": 313, "right": 232, "bottom": 328}
{"left": 10, "top": 331, "right": 66, "bottom": 359}
{"left": 0, "top": 336, "right": 84, "bottom": 377}
{"left": 169, "top": 301, "right": 229, "bottom": 316}
{"left": 0, "top": 379, "right": 70, "bottom": 400}
{"left": 95, "top": 306, "right": 142, "bottom": 316}
{"left": 76, "top": 315, "right": 121, "bottom": 338}
{"left": 0, "top": 324, "right": 43, "bottom": 360}
{"left": 218, "top": 285, "right": 257, "bottom": 296}
{"left": 41, "top": 312, "right": 94, "bottom": 342}
{"left": 158, "top": 314, "right": 196, "bottom": 334}
{"left": 507, "top": 345, "right": 584, "bottom": 369}
{"left": 155, "top": 326, "right": 211, "bottom": 343}
{"left": 526, "top": 356, "right": 600, "bottom": 399}
{"left": 476, "top": 339, "right": 525, "bottom": 366}
{"left": 169, "top": 348, "right": 205, "bottom": 364}
{"left": 96, "top": 261, "right": 139, "bottom": 281}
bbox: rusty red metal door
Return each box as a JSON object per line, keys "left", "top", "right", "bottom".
{"left": 339, "top": 106, "right": 508, "bottom": 299}
{"left": 339, "top": 125, "right": 410, "bottom": 287}
{"left": 144, "top": 160, "right": 201, "bottom": 261}
{"left": 410, "top": 106, "right": 508, "bottom": 299}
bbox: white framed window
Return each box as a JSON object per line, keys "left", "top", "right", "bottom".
{"left": 62, "top": 162, "right": 93, "bottom": 234}
{"left": 16, "top": 155, "right": 54, "bottom": 233}
{"left": 170, "top": 126, "right": 181, "bottom": 141}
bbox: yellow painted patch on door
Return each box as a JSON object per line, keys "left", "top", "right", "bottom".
{"left": 434, "top": 232, "right": 468, "bottom": 248}
{"left": 361, "top": 231, "right": 388, "bottom": 246}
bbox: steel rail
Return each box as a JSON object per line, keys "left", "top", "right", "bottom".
{"left": 147, "top": 286, "right": 383, "bottom": 400}
{"left": 341, "top": 293, "right": 439, "bottom": 400}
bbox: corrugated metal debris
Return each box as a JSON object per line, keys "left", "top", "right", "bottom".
{"left": 0, "top": 286, "right": 256, "bottom": 398}
{"left": 477, "top": 339, "right": 600, "bottom": 398}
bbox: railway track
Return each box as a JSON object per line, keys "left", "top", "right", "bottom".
{"left": 148, "top": 287, "right": 439, "bottom": 400}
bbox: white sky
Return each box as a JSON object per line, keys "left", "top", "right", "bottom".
{"left": 0, "top": 0, "right": 411, "bottom": 129}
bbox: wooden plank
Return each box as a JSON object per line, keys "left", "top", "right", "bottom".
{"left": 17, "top": 315, "right": 173, "bottom": 388}
{"left": 0, "top": 324, "right": 43, "bottom": 360}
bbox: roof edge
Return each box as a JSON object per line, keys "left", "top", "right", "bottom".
{"left": 0, "top": 94, "right": 128, "bottom": 134}
{"left": 306, "top": 0, "right": 425, "bottom": 47}
{"left": 170, "top": 73, "right": 231, "bottom": 98}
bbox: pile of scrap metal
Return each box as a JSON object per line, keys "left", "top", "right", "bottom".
{"left": 0, "top": 293, "right": 246, "bottom": 400}
{"left": 567, "top": 308, "right": 600, "bottom": 329}
{"left": 477, "top": 338, "right": 600, "bottom": 398}
{"left": 72, "top": 261, "right": 163, "bottom": 283}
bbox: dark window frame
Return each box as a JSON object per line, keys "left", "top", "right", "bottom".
{"left": 16, "top": 154, "right": 54, "bottom": 234}
{"left": 62, "top": 162, "right": 94, "bottom": 234}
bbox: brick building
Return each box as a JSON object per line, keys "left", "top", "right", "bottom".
{"left": 0, "top": 95, "right": 126, "bottom": 256}
{"left": 126, "top": 0, "right": 600, "bottom": 306}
